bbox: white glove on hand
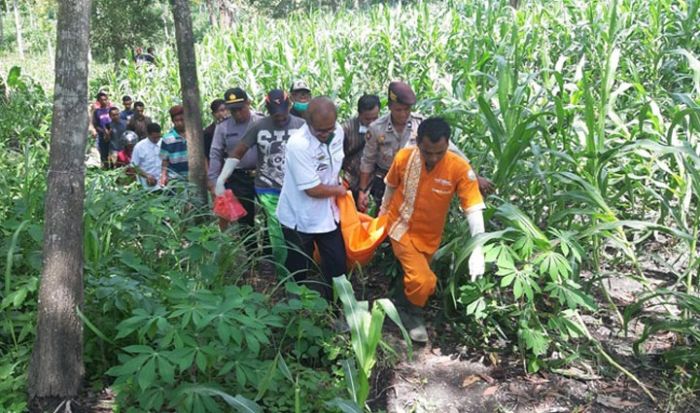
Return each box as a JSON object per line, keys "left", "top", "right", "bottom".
{"left": 469, "top": 245, "right": 485, "bottom": 281}
{"left": 466, "top": 209, "right": 485, "bottom": 281}
{"left": 215, "top": 158, "right": 240, "bottom": 196}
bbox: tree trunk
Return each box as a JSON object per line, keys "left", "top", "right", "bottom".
{"left": 13, "top": 0, "right": 24, "bottom": 59}
{"left": 1, "top": 6, "right": 5, "bottom": 48}
{"left": 113, "top": 44, "right": 124, "bottom": 71}
{"left": 27, "top": 0, "right": 35, "bottom": 30}
{"left": 219, "top": 0, "right": 233, "bottom": 28}
{"left": 205, "top": 0, "right": 233, "bottom": 28}
{"left": 206, "top": 0, "right": 216, "bottom": 27}
{"left": 171, "top": 0, "right": 207, "bottom": 205}
{"left": 27, "top": 0, "right": 91, "bottom": 411}
{"left": 162, "top": 3, "right": 170, "bottom": 41}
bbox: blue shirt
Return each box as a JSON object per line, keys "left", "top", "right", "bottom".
{"left": 120, "top": 110, "right": 134, "bottom": 122}
{"left": 160, "top": 128, "right": 188, "bottom": 179}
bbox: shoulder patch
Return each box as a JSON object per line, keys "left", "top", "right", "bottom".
{"left": 467, "top": 169, "right": 477, "bottom": 181}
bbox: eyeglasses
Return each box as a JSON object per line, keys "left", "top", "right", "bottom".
{"left": 312, "top": 125, "right": 335, "bottom": 135}
{"left": 311, "top": 125, "right": 335, "bottom": 134}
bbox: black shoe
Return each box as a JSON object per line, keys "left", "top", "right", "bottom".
{"left": 258, "top": 260, "right": 277, "bottom": 278}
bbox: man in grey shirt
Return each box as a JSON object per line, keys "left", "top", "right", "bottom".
{"left": 215, "top": 89, "right": 306, "bottom": 266}
{"left": 208, "top": 87, "right": 263, "bottom": 232}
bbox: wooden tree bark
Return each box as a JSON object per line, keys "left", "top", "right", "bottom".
{"left": 27, "top": 0, "right": 91, "bottom": 411}
{"left": 171, "top": 0, "right": 207, "bottom": 205}
{"left": 1, "top": 5, "right": 5, "bottom": 48}
{"left": 12, "top": 0, "right": 23, "bottom": 59}
{"left": 205, "top": 0, "right": 234, "bottom": 28}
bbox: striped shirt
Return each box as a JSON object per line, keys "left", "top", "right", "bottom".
{"left": 160, "top": 128, "right": 188, "bottom": 178}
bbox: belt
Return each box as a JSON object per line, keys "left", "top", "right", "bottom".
{"left": 232, "top": 169, "right": 256, "bottom": 177}
{"left": 374, "top": 168, "right": 388, "bottom": 179}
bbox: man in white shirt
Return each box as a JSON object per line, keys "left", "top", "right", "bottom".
{"left": 277, "top": 97, "right": 347, "bottom": 299}
{"left": 131, "top": 122, "right": 163, "bottom": 190}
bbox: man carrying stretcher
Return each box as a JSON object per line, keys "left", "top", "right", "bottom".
{"left": 379, "top": 117, "right": 486, "bottom": 342}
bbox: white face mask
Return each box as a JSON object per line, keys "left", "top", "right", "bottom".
{"left": 358, "top": 125, "right": 368, "bottom": 134}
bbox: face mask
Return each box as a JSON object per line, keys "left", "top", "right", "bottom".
{"left": 358, "top": 125, "right": 368, "bottom": 134}
{"left": 293, "top": 101, "right": 309, "bottom": 112}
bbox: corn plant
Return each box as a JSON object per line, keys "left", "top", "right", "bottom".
{"left": 330, "top": 275, "right": 412, "bottom": 412}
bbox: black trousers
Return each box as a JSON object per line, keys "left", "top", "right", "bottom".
{"left": 282, "top": 225, "right": 347, "bottom": 300}
{"left": 225, "top": 170, "right": 260, "bottom": 255}
{"left": 369, "top": 170, "right": 387, "bottom": 210}
{"left": 226, "top": 170, "right": 256, "bottom": 227}
{"left": 97, "top": 136, "right": 110, "bottom": 166}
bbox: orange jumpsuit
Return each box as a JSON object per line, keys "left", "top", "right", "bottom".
{"left": 384, "top": 147, "right": 484, "bottom": 306}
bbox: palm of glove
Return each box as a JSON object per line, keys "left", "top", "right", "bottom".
{"left": 468, "top": 245, "right": 485, "bottom": 282}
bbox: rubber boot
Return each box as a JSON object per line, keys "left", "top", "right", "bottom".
{"left": 392, "top": 278, "right": 428, "bottom": 343}
{"left": 397, "top": 302, "right": 428, "bottom": 343}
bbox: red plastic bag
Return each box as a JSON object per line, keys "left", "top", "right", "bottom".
{"left": 213, "top": 189, "right": 247, "bottom": 222}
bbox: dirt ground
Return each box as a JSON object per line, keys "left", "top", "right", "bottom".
{"left": 244, "top": 241, "right": 696, "bottom": 413}
{"left": 378, "top": 323, "right": 669, "bottom": 413}
{"left": 368, "top": 238, "right": 697, "bottom": 413}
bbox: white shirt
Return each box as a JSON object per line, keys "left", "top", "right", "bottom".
{"left": 277, "top": 123, "right": 344, "bottom": 234}
{"left": 131, "top": 138, "right": 162, "bottom": 189}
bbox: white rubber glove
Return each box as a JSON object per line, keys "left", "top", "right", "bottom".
{"left": 215, "top": 158, "right": 239, "bottom": 196}
{"left": 378, "top": 185, "right": 395, "bottom": 216}
{"left": 466, "top": 209, "right": 485, "bottom": 281}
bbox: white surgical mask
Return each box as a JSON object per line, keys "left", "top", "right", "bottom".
{"left": 358, "top": 125, "right": 368, "bottom": 134}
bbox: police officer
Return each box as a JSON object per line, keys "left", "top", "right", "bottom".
{"left": 358, "top": 81, "right": 423, "bottom": 212}
{"left": 358, "top": 82, "right": 495, "bottom": 213}
{"left": 208, "top": 87, "right": 263, "bottom": 232}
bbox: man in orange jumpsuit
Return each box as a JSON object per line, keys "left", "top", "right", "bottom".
{"left": 380, "top": 117, "right": 486, "bottom": 342}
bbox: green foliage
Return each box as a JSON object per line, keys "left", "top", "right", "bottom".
{"left": 72, "top": 177, "right": 346, "bottom": 412}
{"left": 0, "top": 67, "right": 52, "bottom": 150}
{"left": 106, "top": 280, "right": 345, "bottom": 412}
{"left": 0, "top": 66, "right": 49, "bottom": 412}
{"left": 331, "top": 275, "right": 412, "bottom": 411}
{"left": 0, "top": 1, "right": 56, "bottom": 55}
{"left": 90, "top": 0, "right": 168, "bottom": 64}
{"left": 1, "top": 0, "right": 700, "bottom": 409}
{"left": 439, "top": 203, "right": 594, "bottom": 371}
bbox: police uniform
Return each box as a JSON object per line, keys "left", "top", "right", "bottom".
{"left": 360, "top": 81, "right": 473, "bottom": 208}
{"left": 360, "top": 112, "right": 424, "bottom": 203}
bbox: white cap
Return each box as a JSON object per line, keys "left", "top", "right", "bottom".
{"left": 289, "top": 80, "right": 310, "bottom": 92}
